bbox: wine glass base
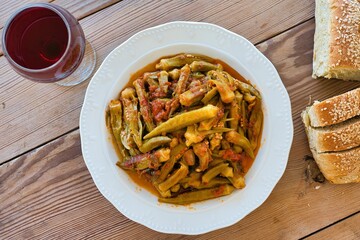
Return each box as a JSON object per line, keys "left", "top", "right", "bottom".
{"left": 56, "top": 40, "right": 96, "bottom": 86}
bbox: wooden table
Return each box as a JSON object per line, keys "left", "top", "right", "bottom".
{"left": 1, "top": 0, "right": 359, "bottom": 239}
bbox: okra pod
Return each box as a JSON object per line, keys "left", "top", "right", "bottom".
{"left": 182, "top": 149, "right": 196, "bottom": 166}
{"left": 184, "top": 125, "right": 206, "bottom": 146}
{"left": 168, "top": 68, "right": 180, "bottom": 80}
{"left": 228, "top": 161, "right": 245, "bottom": 189}
{"left": 208, "top": 79, "right": 235, "bottom": 103}
{"left": 133, "top": 78, "right": 155, "bottom": 132}
{"left": 158, "top": 71, "right": 169, "bottom": 94}
{"left": 108, "top": 100, "right": 129, "bottom": 160}
{"left": 196, "top": 177, "right": 231, "bottom": 189}
{"left": 139, "top": 136, "right": 172, "bottom": 153}
{"left": 190, "top": 60, "right": 222, "bottom": 72}
{"left": 144, "top": 105, "right": 219, "bottom": 139}
{"left": 220, "top": 166, "right": 234, "bottom": 178}
{"left": 244, "top": 92, "right": 256, "bottom": 103}
{"left": 198, "top": 100, "right": 224, "bottom": 131}
{"left": 158, "top": 163, "right": 189, "bottom": 191}
{"left": 193, "top": 141, "right": 212, "bottom": 172}
{"left": 248, "top": 100, "right": 263, "bottom": 150}
{"left": 225, "top": 131, "right": 254, "bottom": 159}
{"left": 169, "top": 64, "right": 191, "bottom": 115}
{"left": 201, "top": 87, "right": 218, "bottom": 104}
{"left": 157, "top": 143, "right": 188, "bottom": 182}
{"left": 234, "top": 79, "right": 261, "bottom": 99}
{"left": 179, "top": 84, "right": 207, "bottom": 106}
{"left": 229, "top": 99, "right": 240, "bottom": 130}
{"left": 121, "top": 87, "right": 142, "bottom": 149}
{"left": 156, "top": 54, "right": 202, "bottom": 70}
{"left": 202, "top": 163, "right": 229, "bottom": 184}
{"left": 120, "top": 148, "right": 169, "bottom": 170}
{"left": 159, "top": 184, "right": 235, "bottom": 205}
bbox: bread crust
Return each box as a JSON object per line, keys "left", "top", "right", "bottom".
{"left": 302, "top": 88, "right": 360, "bottom": 184}
{"left": 307, "top": 88, "right": 360, "bottom": 127}
{"left": 307, "top": 117, "right": 360, "bottom": 152}
{"left": 313, "top": 0, "right": 360, "bottom": 80}
{"left": 310, "top": 147, "right": 360, "bottom": 184}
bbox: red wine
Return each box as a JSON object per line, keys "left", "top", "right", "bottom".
{"left": 2, "top": 4, "right": 86, "bottom": 82}
{"left": 5, "top": 7, "right": 68, "bottom": 69}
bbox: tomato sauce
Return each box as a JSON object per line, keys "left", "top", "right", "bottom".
{"left": 108, "top": 53, "right": 263, "bottom": 194}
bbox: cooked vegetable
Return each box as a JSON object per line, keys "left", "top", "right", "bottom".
{"left": 108, "top": 100, "right": 128, "bottom": 160}
{"left": 190, "top": 60, "right": 222, "bottom": 72}
{"left": 208, "top": 79, "right": 235, "bottom": 103}
{"left": 225, "top": 131, "right": 254, "bottom": 159}
{"left": 202, "top": 163, "right": 229, "bottom": 184}
{"left": 248, "top": 99, "right": 263, "bottom": 150}
{"left": 182, "top": 149, "right": 196, "bottom": 166}
{"left": 234, "top": 79, "right": 261, "bottom": 99}
{"left": 193, "top": 141, "right": 212, "bottom": 172}
{"left": 168, "top": 68, "right": 180, "bottom": 80}
{"left": 139, "top": 136, "right": 172, "bottom": 153}
{"left": 120, "top": 88, "right": 142, "bottom": 153}
{"left": 158, "top": 184, "right": 235, "bottom": 205}
{"left": 120, "top": 148, "right": 170, "bottom": 170}
{"left": 156, "top": 54, "right": 203, "bottom": 71}
{"left": 201, "top": 87, "right": 218, "bottom": 104}
{"left": 144, "top": 105, "right": 219, "bottom": 139}
{"left": 157, "top": 143, "right": 188, "bottom": 182}
{"left": 133, "top": 78, "right": 155, "bottom": 132}
{"left": 229, "top": 99, "right": 240, "bottom": 130}
{"left": 108, "top": 53, "right": 263, "bottom": 205}
{"left": 179, "top": 84, "right": 207, "bottom": 106}
{"left": 158, "top": 71, "right": 169, "bottom": 94}
{"left": 158, "top": 163, "right": 189, "bottom": 191}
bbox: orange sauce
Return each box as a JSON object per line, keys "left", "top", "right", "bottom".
{"left": 126, "top": 170, "right": 160, "bottom": 196}
{"left": 108, "top": 53, "right": 263, "bottom": 193}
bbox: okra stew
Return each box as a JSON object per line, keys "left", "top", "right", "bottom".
{"left": 106, "top": 54, "right": 263, "bottom": 205}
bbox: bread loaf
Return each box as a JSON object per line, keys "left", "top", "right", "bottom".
{"left": 306, "top": 88, "right": 360, "bottom": 127}
{"left": 313, "top": 0, "right": 360, "bottom": 80}
{"left": 302, "top": 88, "right": 360, "bottom": 184}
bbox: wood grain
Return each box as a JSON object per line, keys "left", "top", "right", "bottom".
{"left": 1, "top": 18, "right": 360, "bottom": 239}
{"left": 1, "top": 124, "right": 360, "bottom": 238}
{"left": 0, "top": 0, "right": 315, "bottom": 163}
{"left": 1, "top": 1, "right": 360, "bottom": 238}
{"left": 0, "top": 0, "right": 120, "bottom": 56}
{"left": 0, "top": 0, "right": 51, "bottom": 56}
{"left": 52, "top": 0, "right": 119, "bottom": 20}
{"left": 305, "top": 213, "right": 360, "bottom": 240}
{"left": 0, "top": 0, "right": 50, "bottom": 30}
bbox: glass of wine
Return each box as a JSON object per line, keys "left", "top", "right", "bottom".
{"left": 1, "top": 3, "right": 96, "bottom": 86}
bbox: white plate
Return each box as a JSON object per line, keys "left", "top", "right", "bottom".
{"left": 80, "top": 21, "right": 293, "bottom": 235}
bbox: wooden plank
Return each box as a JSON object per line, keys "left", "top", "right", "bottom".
{"left": 0, "top": 0, "right": 51, "bottom": 30}
{"left": 52, "top": 0, "right": 119, "bottom": 20}
{"left": 1, "top": 19, "right": 360, "bottom": 238}
{"left": 0, "top": 0, "right": 315, "bottom": 163}
{"left": 1, "top": 127, "right": 360, "bottom": 238}
{"left": 305, "top": 213, "right": 360, "bottom": 240}
{"left": 0, "top": 0, "right": 52, "bottom": 56}
{"left": 0, "top": 0, "right": 120, "bottom": 56}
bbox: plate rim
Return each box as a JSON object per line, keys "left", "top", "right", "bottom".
{"left": 80, "top": 21, "right": 293, "bottom": 235}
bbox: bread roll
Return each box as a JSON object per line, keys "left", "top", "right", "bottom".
{"left": 306, "top": 88, "right": 360, "bottom": 127}
{"left": 302, "top": 88, "right": 360, "bottom": 184}
{"left": 305, "top": 116, "right": 360, "bottom": 153}
{"left": 313, "top": 0, "right": 360, "bottom": 80}
{"left": 311, "top": 147, "right": 360, "bottom": 184}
